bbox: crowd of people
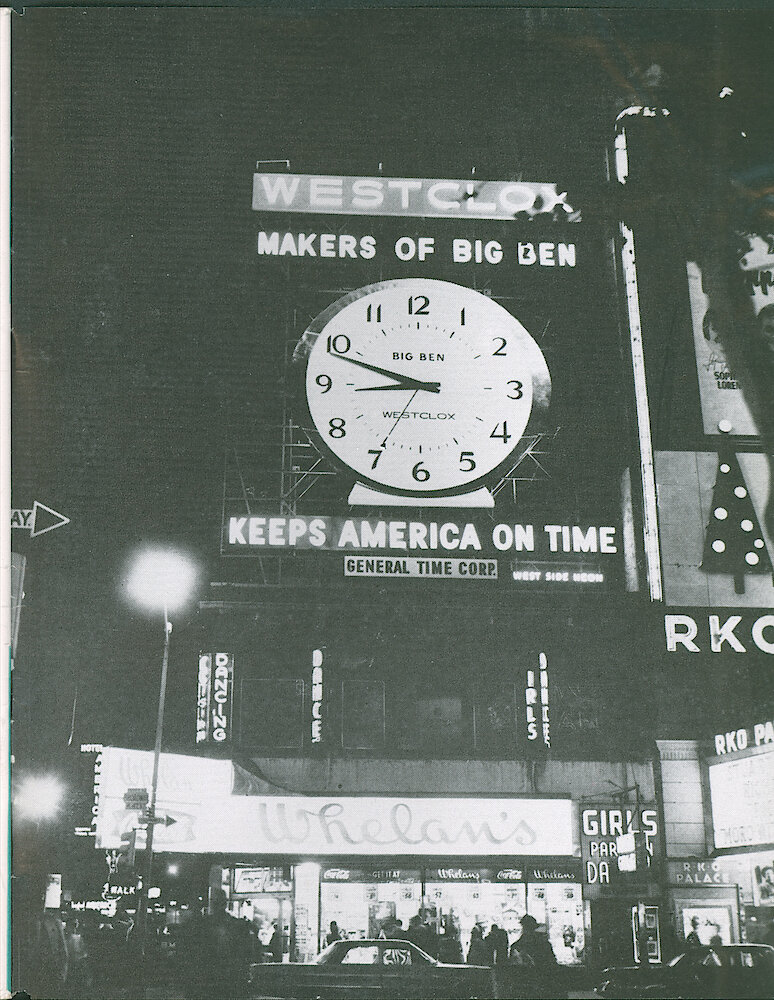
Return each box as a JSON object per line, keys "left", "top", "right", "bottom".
{"left": 366, "top": 911, "right": 558, "bottom": 971}
{"left": 18, "top": 889, "right": 275, "bottom": 999}
{"left": 24, "top": 894, "right": 562, "bottom": 998}
{"left": 368, "top": 911, "right": 561, "bottom": 997}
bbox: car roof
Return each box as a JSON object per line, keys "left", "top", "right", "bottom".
{"left": 337, "top": 939, "right": 412, "bottom": 946}
{"left": 720, "top": 944, "right": 774, "bottom": 949}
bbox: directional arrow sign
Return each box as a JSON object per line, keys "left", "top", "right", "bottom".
{"left": 142, "top": 811, "right": 177, "bottom": 827}
{"left": 11, "top": 500, "right": 70, "bottom": 537}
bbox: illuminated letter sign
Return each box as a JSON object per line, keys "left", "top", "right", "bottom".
{"left": 197, "top": 653, "right": 234, "bottom": 744}
{"left": 252, "top": 173, "right": 577, "bottom": 221}
{"left": 311, "top": 649, "right": 324, "bottom": 745}
{"left": 196, "top": 653, "right": 212, "bottom": 743}
{"left": 525, "top": 652, "right": 550, "bottom": 748}
{"left": 211, "top": 653, "right": 234, "bottom": 743}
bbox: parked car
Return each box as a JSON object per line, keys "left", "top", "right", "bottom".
{"left": 594, "top": 943, "right": 774, "bottom": 999}
{"left": 250, "top": 937, "right": 497, "bottom": 999}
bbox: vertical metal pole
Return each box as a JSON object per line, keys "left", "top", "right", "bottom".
{"left": 1, "top": 9, "right": 12, "bottom": 994}
{"left": 614, "top": 117, "right": 664, "bottom": 602}
{"left": 136, "top": 605, "right": 171, "bottom": 997}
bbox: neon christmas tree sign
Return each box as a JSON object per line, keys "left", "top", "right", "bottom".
{"left": 701, "top": 450, "right": 773, "bottom": 594}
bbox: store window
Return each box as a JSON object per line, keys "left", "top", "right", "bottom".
{"left": 341, "top": 680, "right": 385, "bottom": 750}
{"left": 527, "top": 883, "right": 585, "bottom": 966}
{"left": 296, "top": 864, "right": 583, "bottom": 963}
{"left": 424, "top": 869, "right": 526, "bottom": 961}
{"left": 319, "top": 868, "right": 422, "bottom": 948}
{"left": 239, "top": 678, "right": 304, "bottom": 749}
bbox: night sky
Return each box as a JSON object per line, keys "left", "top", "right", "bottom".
{"left": 9, "top": 7, "right": 774, "bottom": 838}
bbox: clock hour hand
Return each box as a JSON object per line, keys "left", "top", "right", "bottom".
{"left": 331, "top": 353, "right": 441, "bottom": 393}
{"left": 356, "top": 382, "right": 441, "bottom": 392}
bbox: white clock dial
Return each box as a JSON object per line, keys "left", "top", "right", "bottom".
{"left": 300, "top": 278, "right": 551, "bottom": 497}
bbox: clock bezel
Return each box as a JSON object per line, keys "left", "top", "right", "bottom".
{"left": 294, "top": 278, "right": 552, "bottom": 498}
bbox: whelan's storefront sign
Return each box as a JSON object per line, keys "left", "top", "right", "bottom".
{"left": 97, "top": 794, "right": 575, "bottom": 857}
{"left": 93, "top": 751, "right": 575, "bottom": 856}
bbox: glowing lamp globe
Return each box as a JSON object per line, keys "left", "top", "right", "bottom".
{"left": 15, "top": 775, "right": 64, "bottom": 821}
{"left": 125, "top": 548, "right": 199, "bottom": 614}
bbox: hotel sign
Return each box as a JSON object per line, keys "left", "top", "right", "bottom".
{"left": 252, "top": 173, "right": 577, "bottom": 221}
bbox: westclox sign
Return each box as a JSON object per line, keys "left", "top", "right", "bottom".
{"left": 252, "top": 173, "right": 577, "bottom": 221}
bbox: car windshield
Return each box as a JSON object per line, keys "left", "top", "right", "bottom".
{"left": 717, "top": 947, "right": 774, "bottom": 970}
{"left": 669, "top": 948, "right": 713, "bottom": 969}
{"left": 314, "top": 942, "right": 345, "bottom": 964}
{"left": 313, "top": 940, "right": 439, "bottom": 967}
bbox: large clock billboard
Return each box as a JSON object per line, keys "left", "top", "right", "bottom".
{"left": 223, "top": 168, "right": 636, "bottom": 594}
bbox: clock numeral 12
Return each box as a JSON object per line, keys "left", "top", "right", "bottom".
{"left": 407, "top": 295, "right": 430, "bottom": 316}
{"left": 490, "top": 421, "right": 511, "bottom": 443}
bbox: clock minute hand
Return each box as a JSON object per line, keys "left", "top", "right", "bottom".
{"left": 333, "top": 353, "right": 440, "bottom": 393}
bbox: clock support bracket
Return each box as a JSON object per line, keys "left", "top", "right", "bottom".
{"left": 348, "top": 483, "right": 495, "bottom": 508}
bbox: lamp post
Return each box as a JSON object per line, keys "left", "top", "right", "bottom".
{"left": 123, "top": 547, "right": 198, "bottom": 995}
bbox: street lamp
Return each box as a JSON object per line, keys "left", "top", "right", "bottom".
{"left": 122, "top": 546, "right": 199, "bottom": 992}
{"left": 14, "top": 774, "right": 64, "bottom": 823}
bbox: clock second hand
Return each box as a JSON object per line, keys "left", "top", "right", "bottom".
{"left": 380, "top": 389, "right": 419, "bottom": 449}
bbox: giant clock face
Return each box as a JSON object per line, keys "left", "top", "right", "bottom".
{"left": 300, "top": 278, "right": 551, "bottom": 497}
